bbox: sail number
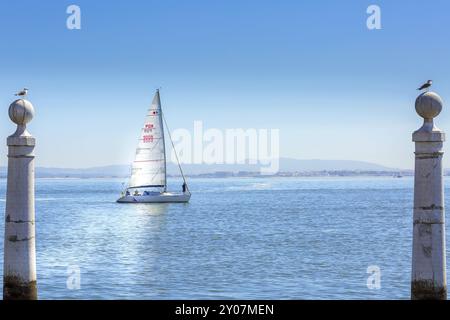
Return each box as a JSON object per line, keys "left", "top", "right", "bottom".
{"left": 144, "top": 123, "right": 154, "bottom": 133}
{"left": 143, "top": 135, "right": 154, "bottom": 143}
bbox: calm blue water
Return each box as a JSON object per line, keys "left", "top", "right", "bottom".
{"left": 0, "top": 176, "right": 448, "bottom": 300}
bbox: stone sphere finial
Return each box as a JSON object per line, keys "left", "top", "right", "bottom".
{"left": 8, "top": 99, "right": 34, "bottom": 126}
{"left": 415, "top": 91, "right": 443, "bottom": 120}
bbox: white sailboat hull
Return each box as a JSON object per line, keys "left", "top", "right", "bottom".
{"left": 117, "top": 192, "right": 191, "bottom": 203}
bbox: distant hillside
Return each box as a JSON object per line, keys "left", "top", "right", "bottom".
{"left": 0, "top": 158, "right": 398, "bottom": 178}
{"left": 0, "top": 165, "right": 130, "bottom": 178}
{"left": 165, "top": 158, "right": 397, "bottom": 175}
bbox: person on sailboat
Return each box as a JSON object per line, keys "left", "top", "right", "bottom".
{"left": 134, "top": 190, "right": 140, "bottom": 196}
{"left": 182, "top": 182, "right": 187, "bottom": 193}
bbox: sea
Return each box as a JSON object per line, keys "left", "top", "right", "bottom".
{"left": 0, "top": 176, "right": 448, "bottom": 300}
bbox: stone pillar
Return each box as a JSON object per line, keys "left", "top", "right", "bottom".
{"left": 3, "top": 98, "right": 37, "bottom": 300}
{"left": 411, "top": 91, "right": 447, "bottom": 300}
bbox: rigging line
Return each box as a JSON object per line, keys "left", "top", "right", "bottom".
{"left": 161, "top": 109, "right": 190, "bottom": 193}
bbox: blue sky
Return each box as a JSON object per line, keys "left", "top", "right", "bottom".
{"left": 0, "top": 0, "right": 449, "bottom": 169}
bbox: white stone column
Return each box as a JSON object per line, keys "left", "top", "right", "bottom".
{"left": 411, "top": 91, "right": 447, "bottom": 300}
{"left": 3, "top": 98, "right": 37, "bottom": 300}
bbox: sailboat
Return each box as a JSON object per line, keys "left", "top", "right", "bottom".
{"left": 117, "top": 89, "right": 191, "bottom": 203}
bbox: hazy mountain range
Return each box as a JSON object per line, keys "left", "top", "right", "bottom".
{"left": 0, "top": 158, "right": 401, "bottom": 178}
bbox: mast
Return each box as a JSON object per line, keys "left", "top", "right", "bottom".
{"left": 158, "top": 89, "right": 168, "bottom": 192}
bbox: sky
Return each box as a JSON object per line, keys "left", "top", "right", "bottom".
{"left": 0, "top": 0, "right": 449, "bottom": 169}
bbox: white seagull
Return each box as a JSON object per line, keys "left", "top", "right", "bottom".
{"left": 15, "top": 88, "right": 29, "bottom": 97}
{"left": 417, "top": 80, "right": 432, "bottom": 91}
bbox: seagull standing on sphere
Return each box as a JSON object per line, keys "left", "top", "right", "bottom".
{"left": 14, "top": 88, "right": 28, "bottom": 97}
{"left": 417, "top": 80, "right": 432, "bottom": 91}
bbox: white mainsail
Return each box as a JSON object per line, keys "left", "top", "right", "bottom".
{"left": 128, "top": 90, "right": 167, "bottom": 189}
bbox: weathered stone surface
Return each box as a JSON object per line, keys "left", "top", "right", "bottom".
{"left": 3, "top": 275, "right": 37, "bottom": 300}
{"left": 411, "top": 280, "right": 447, "bottom": 300}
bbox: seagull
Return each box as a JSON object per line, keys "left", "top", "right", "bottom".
{"left": 15, "top": 88, "right": 28, "bottom": 97}
{"left": 417, "top": 80, "right": 432, "bottom": 91}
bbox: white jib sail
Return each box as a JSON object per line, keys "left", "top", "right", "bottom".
{"left": 129, "top": 90, "right": 167, "bottom": 189}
